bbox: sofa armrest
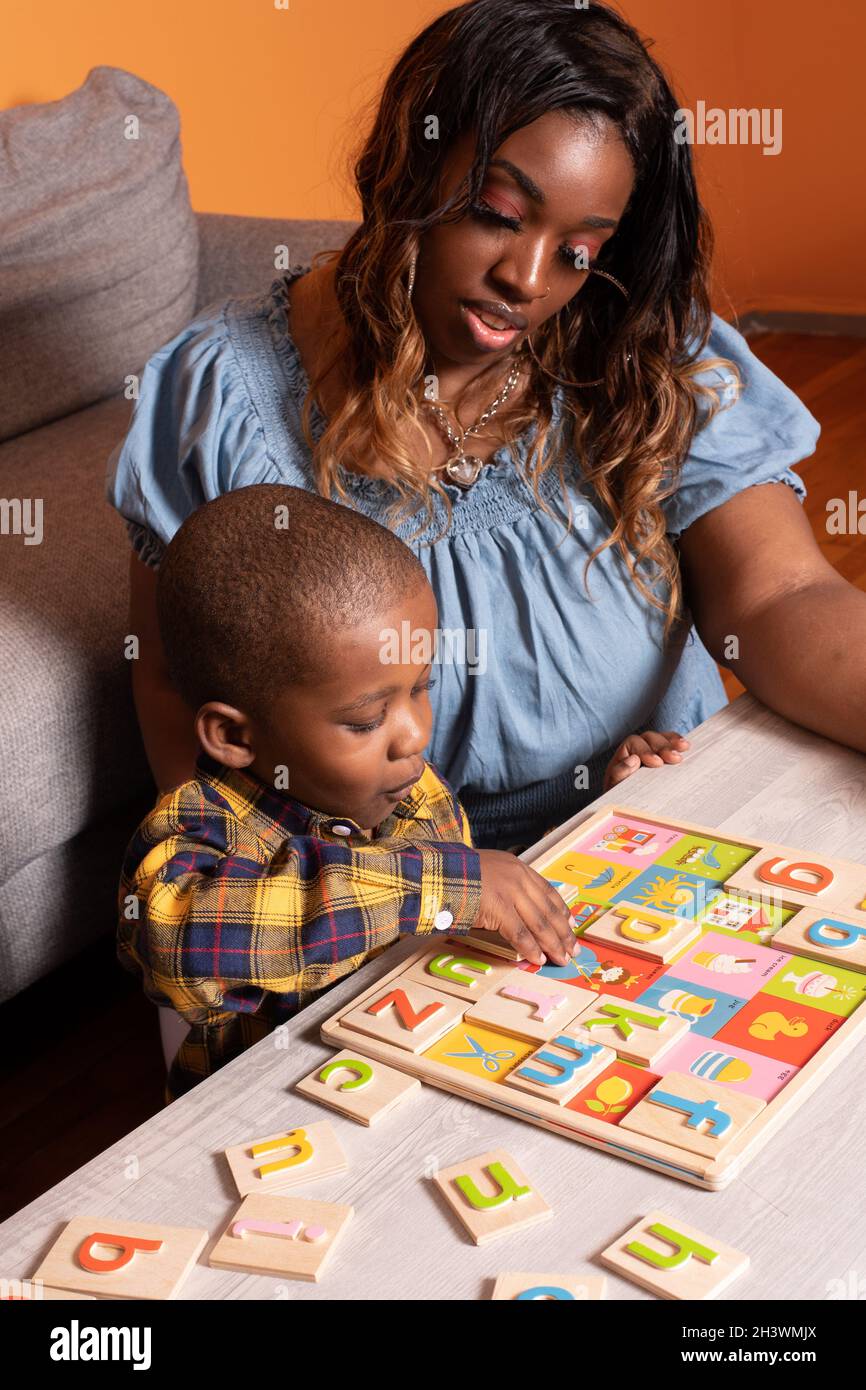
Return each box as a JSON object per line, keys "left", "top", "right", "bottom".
{"left": 194, "top": 212, "right": 359, "bottom": 311}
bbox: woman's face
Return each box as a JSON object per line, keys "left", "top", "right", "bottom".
{"left": 412, "top": 110, "right": 636, "bottom": 371}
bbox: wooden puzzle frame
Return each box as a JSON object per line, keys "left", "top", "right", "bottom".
{"left": 320, "top": 804, "right": 866, "bottom": 1190}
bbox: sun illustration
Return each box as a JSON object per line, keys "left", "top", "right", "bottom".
{"left": 633, "top": 873, "right": 698, "bottom": 912}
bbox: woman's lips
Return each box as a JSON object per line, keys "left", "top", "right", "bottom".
{"left": 460, "top": 302, "right": 523, "bottom": 352}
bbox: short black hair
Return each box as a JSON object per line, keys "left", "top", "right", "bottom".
{"left": 156, "top": 484, "right": 430, "bottom": 718}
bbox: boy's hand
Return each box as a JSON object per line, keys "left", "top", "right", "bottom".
{"left": 474, "top": 849, "right": 577, "bottom": 967}
{"left": 603, "top": 730, "right": 690, "bottom": 791}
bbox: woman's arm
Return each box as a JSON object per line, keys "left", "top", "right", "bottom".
{"left": 129, "top": 551, "right": 201, "bottom": 791}
{"left": 680, "top": 481, "right": 866, "bottom": 752}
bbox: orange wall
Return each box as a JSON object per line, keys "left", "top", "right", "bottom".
{"left": 4, "top": 0, "right": 864, "bottom": 317}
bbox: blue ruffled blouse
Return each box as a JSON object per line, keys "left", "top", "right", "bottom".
{"left": 106, "top": 269, "right": 820, "bottom": 849}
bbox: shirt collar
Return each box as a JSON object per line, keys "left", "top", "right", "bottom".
{"left": 192, "top": 750, "right": 431, "bottom": 847}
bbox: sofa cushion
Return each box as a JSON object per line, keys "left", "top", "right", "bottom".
{"left": 0, "top": 392, "right": 152, "bottom": 888}
{"left": 195, "top": 213, "right": 358, "bottom": 312}
{"left": 0, "top": 800, "right": 151, "bottom": 1003}
{"left": 0, "top": 66, "right": 198, "bottom": 443}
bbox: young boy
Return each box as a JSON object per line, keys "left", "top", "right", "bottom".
{"left": 119, "top": 484, "right": 688, "bottom": 1102}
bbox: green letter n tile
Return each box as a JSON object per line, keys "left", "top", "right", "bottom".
{"left": 428, "top": 954, "right": 491, "bottom": 985}
{"left": 627, "top": 1222, "right": 718, "bottom": 1270}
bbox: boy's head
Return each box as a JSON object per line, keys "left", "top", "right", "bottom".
{"left": 157, "top": 484, "right": 438, "bottom": 830}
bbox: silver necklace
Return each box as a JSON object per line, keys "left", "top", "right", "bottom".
{"left": 424, "top": 358, "right": 523, "bottom": 489}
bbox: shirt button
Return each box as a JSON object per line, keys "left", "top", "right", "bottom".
{"left": 433, "top": 909, "right": 453, "bottom": 931}
{"left": 330, "top": 823, "right": 354, "bottom": 836}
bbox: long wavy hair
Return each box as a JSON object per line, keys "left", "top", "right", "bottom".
{"left": 299, "top": 0, "right": 740, "bottom": 640}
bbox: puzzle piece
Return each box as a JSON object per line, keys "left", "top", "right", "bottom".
{"left": 668, "top": 932, "right": 787, "bottom": 997}
{"left": 726, "top": 844, "right": 866, "bottom": 913}
{"left": 423, "top": 1022, "right": 535, "bottom": 1082}
{"left": 224, "top": 1120, "right": 348, "bottom": 1197}
{"left": 566, "top": 814, "right": 683, "bottom": 866}
{"left": 403, "top": 947, "right": 518, "bottom": 1000}
{"left": 566, "top": 992, "right": 689, "bottom": 1066}
{"left": 340, "top": 979, "right": 464, "bottom": 1052}
{"left": 566, "top": 1060, "right": 660, "bottom": 1122}
{"left": 32, "top": 1218, "right": 207, "bottom": 1300}
{"left": 772, "top": 909, "right": 866, "bottom": 973}
{"left": 618, "top": 1071, "right": 765, "bottom": 1157}
{"left": 432, "top": 1149, "right": 551, "bottom": 1245}
{"left": 637, "top": 976, "right": 748, "bottom": 1038}
{"left": 762, "top": 953, "right": 866, "bottom": 1016}
{"left": 655, "top": 835, "right": 757, "bottom": 882}
{"left": 295, "top": 1049, "right": 419, "bottom": 1125}
{"left": 464, "top": 966, "right": 595, "bottom": 1042}
{"left": 609, "top": 864, "right": 721, "bottom": 920}
{"left": 460, "top": 928, "right": 522, "bottom": 960}
{"left": 697, "top": 891, "right": 795, "bottom": 945}
{"left": 504, "top": 1033, "right": 615, "bottom": 1104}
{"left": 541, "top": 849, "right": 640, "bottom": 903}
{"left": 491, "top": 1272, "right": 607, "bottom": 1300}
{"left": 653, "top": 1032, "right": 797, "bottom": 1101}
{"left": 582, "top": 900, "right": 700, "bottom": 963}
{"left": 715, "top": 993, "right": 841, "bottom": 1066}
{"left": 601, "top": 1210, "right": 749, "bottom": 1299}
{"left": 209, "top": 1194, "right": 353, "bottom": 1282}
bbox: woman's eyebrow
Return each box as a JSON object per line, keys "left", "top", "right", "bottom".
{"left": 489, "top": 158, "right": 546, "bottom": 203}
{"left": 487, "top": 159, "right": 618, "bottom": 230}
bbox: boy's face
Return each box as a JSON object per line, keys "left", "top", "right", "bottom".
{"left": 249, "top": 582, "right": 438, "bottom": 831}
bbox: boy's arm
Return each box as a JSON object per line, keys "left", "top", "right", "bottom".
{"left": 120, "top": 801, "right": 482, "bottom": 1021}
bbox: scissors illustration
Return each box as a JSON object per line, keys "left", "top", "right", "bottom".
{"left": 445, "top": 1033, "right": 516, "bottom": 1073}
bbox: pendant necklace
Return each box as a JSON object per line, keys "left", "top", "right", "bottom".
{"left": 424, "top": 357, "right": 523, "bottom": 489}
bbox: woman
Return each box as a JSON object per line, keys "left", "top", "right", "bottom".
{"left": 107, "top": 0, "right": 865, "bottom": 852}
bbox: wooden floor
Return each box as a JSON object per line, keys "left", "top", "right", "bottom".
{"left": 1, "top": 329, "right": 863, "bottom": 1224}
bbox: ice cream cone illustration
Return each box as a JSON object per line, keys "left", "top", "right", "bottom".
{"left": 693, "top": 950, "right": 755, "bottom": 975}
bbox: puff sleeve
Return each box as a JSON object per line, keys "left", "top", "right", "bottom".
{"left": 105, "top": 303, "right": 272, "bottom": 568}
{"left": 662, "top": 312, "right": 820, "bottom": 539}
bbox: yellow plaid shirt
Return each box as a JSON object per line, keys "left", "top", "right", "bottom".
{"left": 118, "top": 752, "right": 482, "bottom": 1102}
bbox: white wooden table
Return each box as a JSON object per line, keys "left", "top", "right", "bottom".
{"left": 3, "top": 694, "right": 865, "bottom": 1300}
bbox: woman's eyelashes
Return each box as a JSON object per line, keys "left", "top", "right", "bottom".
{"left": 469, "top": 199, "right": 600, "bottom": 269}
{"left": 344, "top": 677, "right": 436, "bottom": 734}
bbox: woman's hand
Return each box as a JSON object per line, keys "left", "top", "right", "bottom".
{"left": 474, "top": 849, "right": 578, "bottom": 967}
{"left": 603, "top": 730, "right": 690, "bottom": 791}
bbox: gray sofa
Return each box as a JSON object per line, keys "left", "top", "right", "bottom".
{"left": 0, "top": 212, "right": 355, "bottom": 1001}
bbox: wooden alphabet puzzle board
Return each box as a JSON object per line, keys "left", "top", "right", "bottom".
{"left": 320, "top": 804, "right": 866, "bottom": 1189}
